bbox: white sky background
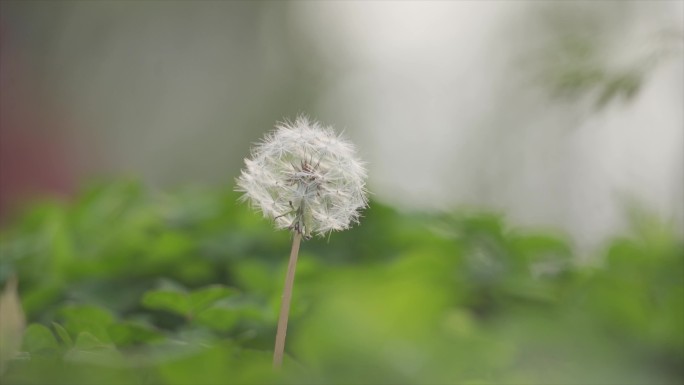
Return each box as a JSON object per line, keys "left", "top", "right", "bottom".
{"left": 291, "top": 1, "right": 684, "bottom": 250}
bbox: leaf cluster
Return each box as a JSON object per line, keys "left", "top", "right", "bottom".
{"left": 0, "top": 181, "right": 682, "bottom": 384}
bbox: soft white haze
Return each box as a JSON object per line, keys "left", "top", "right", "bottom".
{"left": 293, "top": 1, "right": 684, "bottom": 249}
{"left": 2, "top": 1, "right": 681, "bottom": 250}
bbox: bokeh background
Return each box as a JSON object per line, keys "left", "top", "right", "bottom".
{"left": 1, "top": 1, "right": 683, "bottom": 384}
{"left": 2, "top": 0, "right": 682, "bottom": 247}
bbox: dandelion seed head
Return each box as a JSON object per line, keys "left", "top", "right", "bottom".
{"left": 236, "top": 116, "right": 368, "bottom": 238}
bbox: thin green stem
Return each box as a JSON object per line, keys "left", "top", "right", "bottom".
{"left": 273, "top": 232, "right": 302, "bottom": 369}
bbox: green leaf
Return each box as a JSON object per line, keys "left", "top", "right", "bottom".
{"left": 141, "top": 290, "right": 189, "bottom": 316}
{"left": 22, "top": 324, "right": 59, "bottom": 353}
{"left": 73, "top": 331, "right": 103, "bottom": 350}
{"left": 142, "top": 285, "right": 236, "bottom": 318}
{"left": 195, "top": 306, "right": 239, "bottom": 332}
{"left": 64, "top": 332, "right": 124, "bottom": 365}
{"left": 188, "top": 286, "right": 237, "bottom": 315}
{"left": 52, "top": 322, "right": 73, "bottom": 348}
{"left": 59, "top": 305, "right": 115, "bottom": 327}
{"left": 107, "top": 322, "right": 165, "bottom": 347}
{"left": 58, "top": 305, "right": 115, "bottom": 343}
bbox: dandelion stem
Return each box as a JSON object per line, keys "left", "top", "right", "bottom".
{"left": 273, "top": 232, "right": 302, "bottom": 368}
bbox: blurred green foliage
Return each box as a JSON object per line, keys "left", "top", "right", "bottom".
{"left": 526, "top": 2, "right": 681, "bottom": 110}
{"left": 0, "top": 181, "right": 682, "bottom": 384}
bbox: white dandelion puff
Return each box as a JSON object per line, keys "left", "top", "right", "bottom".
{"left": 236, "top": 116, "right": 368, "bottom": 238}
{"left": 236, "top": 116, "right": 368, "bottom": 368}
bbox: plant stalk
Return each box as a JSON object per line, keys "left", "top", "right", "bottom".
{"left": 273, "top": 232, "right": 302, "bottom": 368}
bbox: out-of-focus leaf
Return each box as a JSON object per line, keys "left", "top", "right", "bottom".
{"left": 64, "top": 332, "right": 124, "bottom": 366}
{"left": 2, "top": 180, "right": 682, "bottom": 384}
{"left": 142, "top": 284, "right": 236, "bottom": 319}
{"left": 52, "top": 322, "right": 73, "bottom": 348}
{"left": 195, "top": 305, "right": 240, "bottom": 332}
{"left": 22, "top": 324, "right": 59, "bottom": 354}
{"left": 107, "top": 322, "right": 165, "bottom": 347}
{"left": 58, "top": 305, "right": 115, "bottom": 343}
{"left": 142, "top": 290, "right": 189, "bottom": 316}
{"left": 187, "top": 286, "right": 237, "bottom": 315}
{"left": 72, "top": 331, "right": 102, "bottom": 350}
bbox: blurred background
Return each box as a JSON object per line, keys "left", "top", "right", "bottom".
{"left": 2, "top": 0, "right": 682, "bottom": 249}
{"left": 0, "top": 1, "right": 683, "bottom": 384}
